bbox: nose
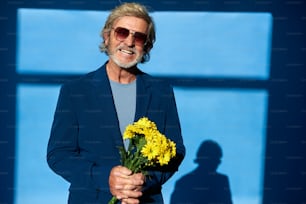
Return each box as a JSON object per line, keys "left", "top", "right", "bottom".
{"left": 124, "top": 33, "right": 136, "bottom": 46}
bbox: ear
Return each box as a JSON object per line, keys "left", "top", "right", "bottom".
{"left": 103, "top": 31, "right": 110, "bottom": 46}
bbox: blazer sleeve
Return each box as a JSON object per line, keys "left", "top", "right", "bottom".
{"left": 46, "top": 84, "right": 109, "bottom": 192}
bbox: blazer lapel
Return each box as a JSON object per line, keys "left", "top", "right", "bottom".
{"left": 91, "top": 64, "right": 123, "bottom": 147}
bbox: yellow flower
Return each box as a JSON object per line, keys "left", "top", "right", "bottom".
{"left": 158, "top": 151, "right": 172, "bottom": 166}
{"left": 123, "top": 125, "right": 135, "bottom": 139}
{"left": 169, "top": 141, "right": 176, "bottom": 157}
{"left": 141, "top": 142, "right": 159, "bottom": 161}
{"left": 139, "top": 129, "right": 177, "bottom": 166}
{"left": 110, "top": 117, "right": 177, "bottom": 204}
{"left": 135, "top": 117, "right": 157, "bottom": 130}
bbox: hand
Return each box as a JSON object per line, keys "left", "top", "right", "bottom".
{"left": 109, "top": 166, "right": 145, "bottom": 204}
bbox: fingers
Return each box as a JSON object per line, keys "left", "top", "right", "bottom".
{"left": 129, "top": 172, "right": 145, "bottom": 186}
{"left": 121, "top": 197, "right": 141, "bottom": 204}
{"left": 110, "top": 166, "right": 144, "bottom": 186}
{"left": 120, "top": 188, "right": 142, "bottom": 198}
{"left": 114, "top": 187, "right": 143, "bottom": 204}
{"left": 112, "top": 166, "right": 132, "bottom": 177}
{"left": 109, "top": 166, "right": 145, "bottom": 202}
{"left": 120, "top": 187, "right": 143, "bottom": 204}
{"left": 110, "top": 172, "right": 144, "bottom": 189}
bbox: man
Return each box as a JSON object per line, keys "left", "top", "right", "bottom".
{"left": 47, "top": 2, "right": 185, "bottom": 204}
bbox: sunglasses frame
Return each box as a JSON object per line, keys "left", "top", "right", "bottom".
{"left": 112, "top": 27, "right": 148, "bottom": 46}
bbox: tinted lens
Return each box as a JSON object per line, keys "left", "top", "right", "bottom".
{"left": 114, "top": 27, "right": 130, "bottom": 40}
{"left": 114, "top": 27, "right": 147, "bottom": 46}
{"left": 133, "top": 32, "right": 147, "bottom": 45}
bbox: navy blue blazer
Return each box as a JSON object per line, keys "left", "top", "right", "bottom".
{"left": 47, "top": 63, "right": 185, "bottom": 203}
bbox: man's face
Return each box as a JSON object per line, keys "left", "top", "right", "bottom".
{"left": 104, "top": 16, "right": 148, "bottom": 69}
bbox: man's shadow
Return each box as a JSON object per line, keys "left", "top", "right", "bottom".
{"left": 170, "top": 140, "right": 233, "bottom": 204}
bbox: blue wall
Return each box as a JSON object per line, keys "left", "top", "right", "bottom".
{"left": 1, "top": 1, "right": 305, "bottom": 204}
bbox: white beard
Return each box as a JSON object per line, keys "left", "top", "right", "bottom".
{"left": 109, "top": 54, "right": 139, "bottom": 69}
{"left": 108, "top": 45, "right": 143, "bottom": 69}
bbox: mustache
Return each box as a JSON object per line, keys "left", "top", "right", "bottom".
{"left": 116, "top": 45, "right": 138, "bottom": 54}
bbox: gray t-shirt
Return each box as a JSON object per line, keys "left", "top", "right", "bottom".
{"left": 109, "top": 79, "right": 136, "bottom": 150}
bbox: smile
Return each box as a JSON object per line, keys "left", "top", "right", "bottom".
{"left": 119, "top": 48, "right": 134, "bottom": 55}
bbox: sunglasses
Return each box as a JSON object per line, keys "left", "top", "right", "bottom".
{"left": 112, "top": 27, "right": 148, "bottom": 46}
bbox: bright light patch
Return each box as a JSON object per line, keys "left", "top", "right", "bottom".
{"left": 15, "top": 85, "right": 69, "bottom": 204}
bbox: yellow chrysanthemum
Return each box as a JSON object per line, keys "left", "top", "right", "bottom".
{"left": 110, "top": 117, "right": 178, "bottom": 204}
{"left": 141, "top": 142, "right": 159, "bottom": 161}
{"left": 122, "top": 117, "right": 177, "bottom": 167}
{"left": 123, "top": 124, "right": 135, "bottom": 139}
{"left": 158, "top": 151, "right": 172, "bottom": 166}
{"left": 135, "top": 117, "right": 157, "bottom": 130}
{"left": 169, "top": 141, "right": 176, "bottom": 157}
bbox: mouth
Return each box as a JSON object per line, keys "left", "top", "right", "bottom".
{"left": 119, "top": 48, "right": 134, "bottom": 55}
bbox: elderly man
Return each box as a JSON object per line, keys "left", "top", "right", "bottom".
{"left": 47, "top": 2, "right": 185, "bottom": 204}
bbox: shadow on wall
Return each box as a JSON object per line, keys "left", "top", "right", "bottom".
{"left": 170, "top": 140, "right": 233, "bottom": 204}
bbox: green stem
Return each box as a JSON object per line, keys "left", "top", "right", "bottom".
{"left": 108, "top": 196, "right": 118, "bottom": 204}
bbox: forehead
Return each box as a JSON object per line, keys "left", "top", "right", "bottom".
{"left": 113, "top": 16, "right": 148, "bottom": 33}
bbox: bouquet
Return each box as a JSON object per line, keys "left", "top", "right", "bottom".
{"left": 108, "top": 117, "right": 176, "bottom": 204}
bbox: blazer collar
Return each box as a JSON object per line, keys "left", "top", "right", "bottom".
{"left": 92, "top": 62, "right": 110, "bottom": 90}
